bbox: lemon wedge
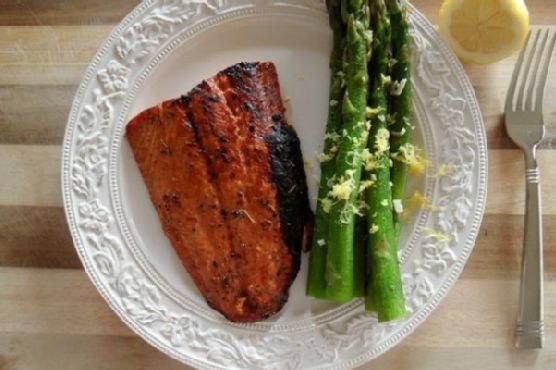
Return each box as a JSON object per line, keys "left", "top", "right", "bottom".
{"left": 438, "top": 0, "right": 529, "bottom": 64}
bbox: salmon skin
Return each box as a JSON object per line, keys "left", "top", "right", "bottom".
{"left": 126, "top": 62, "right": 312, "bottom": 322}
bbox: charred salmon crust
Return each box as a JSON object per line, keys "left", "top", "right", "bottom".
{"left": 264, "top": 120, "right": 309, "bottom": 277}
{"left": 125, "top": 62, "right": 312, "bottom": 322}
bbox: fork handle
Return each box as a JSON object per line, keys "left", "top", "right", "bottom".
{"left": 515, "top": 152, "right": 544, "bottom": 349}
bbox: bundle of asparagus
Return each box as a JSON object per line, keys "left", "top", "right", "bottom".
{"left": 306, "top": 0, "right": 412, "bottom": 322}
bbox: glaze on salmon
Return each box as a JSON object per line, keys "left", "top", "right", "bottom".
{"left": 126, "top": 62, "right": 311, "bottom": 322}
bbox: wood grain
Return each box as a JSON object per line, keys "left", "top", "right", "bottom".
{"left": 0, "top": 268, "right": 130, "bottom": 336}
{"left": 0, "top": 145, "right": 61, "bottom": 207}
{"left": 464, "top": 214, "right": 556, "bottom": 281}
{"left": 1, "top": 29, "right": 555, "bottom": 149}
{"left": 0, "top": 0, "right": 553, "bottom": 26}
{"left": 1, "top": 333, "right": 555, "bottom": 370}
{"left": 5, "top": 146, "right": 556, "bottom": 214}
{"left": 1, "top": 0, "right": 556, "bottom": 369}
{"left": 487, "top": 150, "right": 556, "bottom": 215}
{"left": 0, "top": 333, "right": 184, "bottom": 370}
{"left": 465, "top": 46, "right": 556, "bottom": 150}
{"left": 0, "top": 0, "right": 138, "bottom": 26}
{"left": 360, "top": 346, "right": 556, "bottom": 370}
{"left": 0, "top": 26, "right": 110, "bottom": 85}
{"left": 1, "top": 267, "right": 556, "bottom": 350}
{"left": 0, "top": 85, "right": 75, "bottom": 145}
{"left": 404, "top": 279, "right": 556, "bottom": 349}
{"left": 1, "top": 211, "right": 555, "bottom": 278}
{"left": 0, "top": 206, "right": 79, "bottom": 269}
{"left": 2, "top": 78, "right": 556, "bottom": 149}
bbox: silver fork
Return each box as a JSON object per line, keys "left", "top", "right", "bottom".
{"left": 505, "top": 28, "right": 556, "bottom": 349}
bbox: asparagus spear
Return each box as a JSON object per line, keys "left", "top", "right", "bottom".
{"left": 325, "top": 0, "right": 371, "bottom": 303}
{"left": 365, "top": 0, "right": 406, "bottom": 321}
{"left": 306, "top": 0, "right": 346, "bottom": 299}
{"left": 387, "top": 0, "right": 413, "bottom": 228}
{"left": 353, "top": 212, "right": 367, "bottom": 297}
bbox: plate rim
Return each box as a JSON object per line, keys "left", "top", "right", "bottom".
{"left": 61, "top": 1, "right": 488, "bottom": 369}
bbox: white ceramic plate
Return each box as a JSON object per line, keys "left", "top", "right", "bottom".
{"left": 62, "top": 1, "right": 487, "bottom": 369}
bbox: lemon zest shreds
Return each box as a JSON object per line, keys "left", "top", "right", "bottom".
{"left": 408, "top": 190, "right": 440, "bottom": 212}
{"left": 331, "top": 177, "right": 355, "bottom": 201}
{"left": 321, "top": 198, "right": 332, "bottom": 213}
{"left": 420, "top": 227, "right": 451, "bottom": 244}
{"left": 375, "top": 128, "right": 390, "bottom": 154}
{"left": 391, "top": 143, "right": 430, "bottom": 176}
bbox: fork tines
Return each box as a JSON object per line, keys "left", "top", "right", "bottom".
{"left": 506, "top": 29, "right": 556, "bottom": 113}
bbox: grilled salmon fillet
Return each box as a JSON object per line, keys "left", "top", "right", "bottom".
{"left": 126, "top": 62, "right": 311, "bottom": 322}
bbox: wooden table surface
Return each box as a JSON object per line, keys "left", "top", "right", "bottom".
{"left": 1, "top": 0, "right": 556, "bottom": 369}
